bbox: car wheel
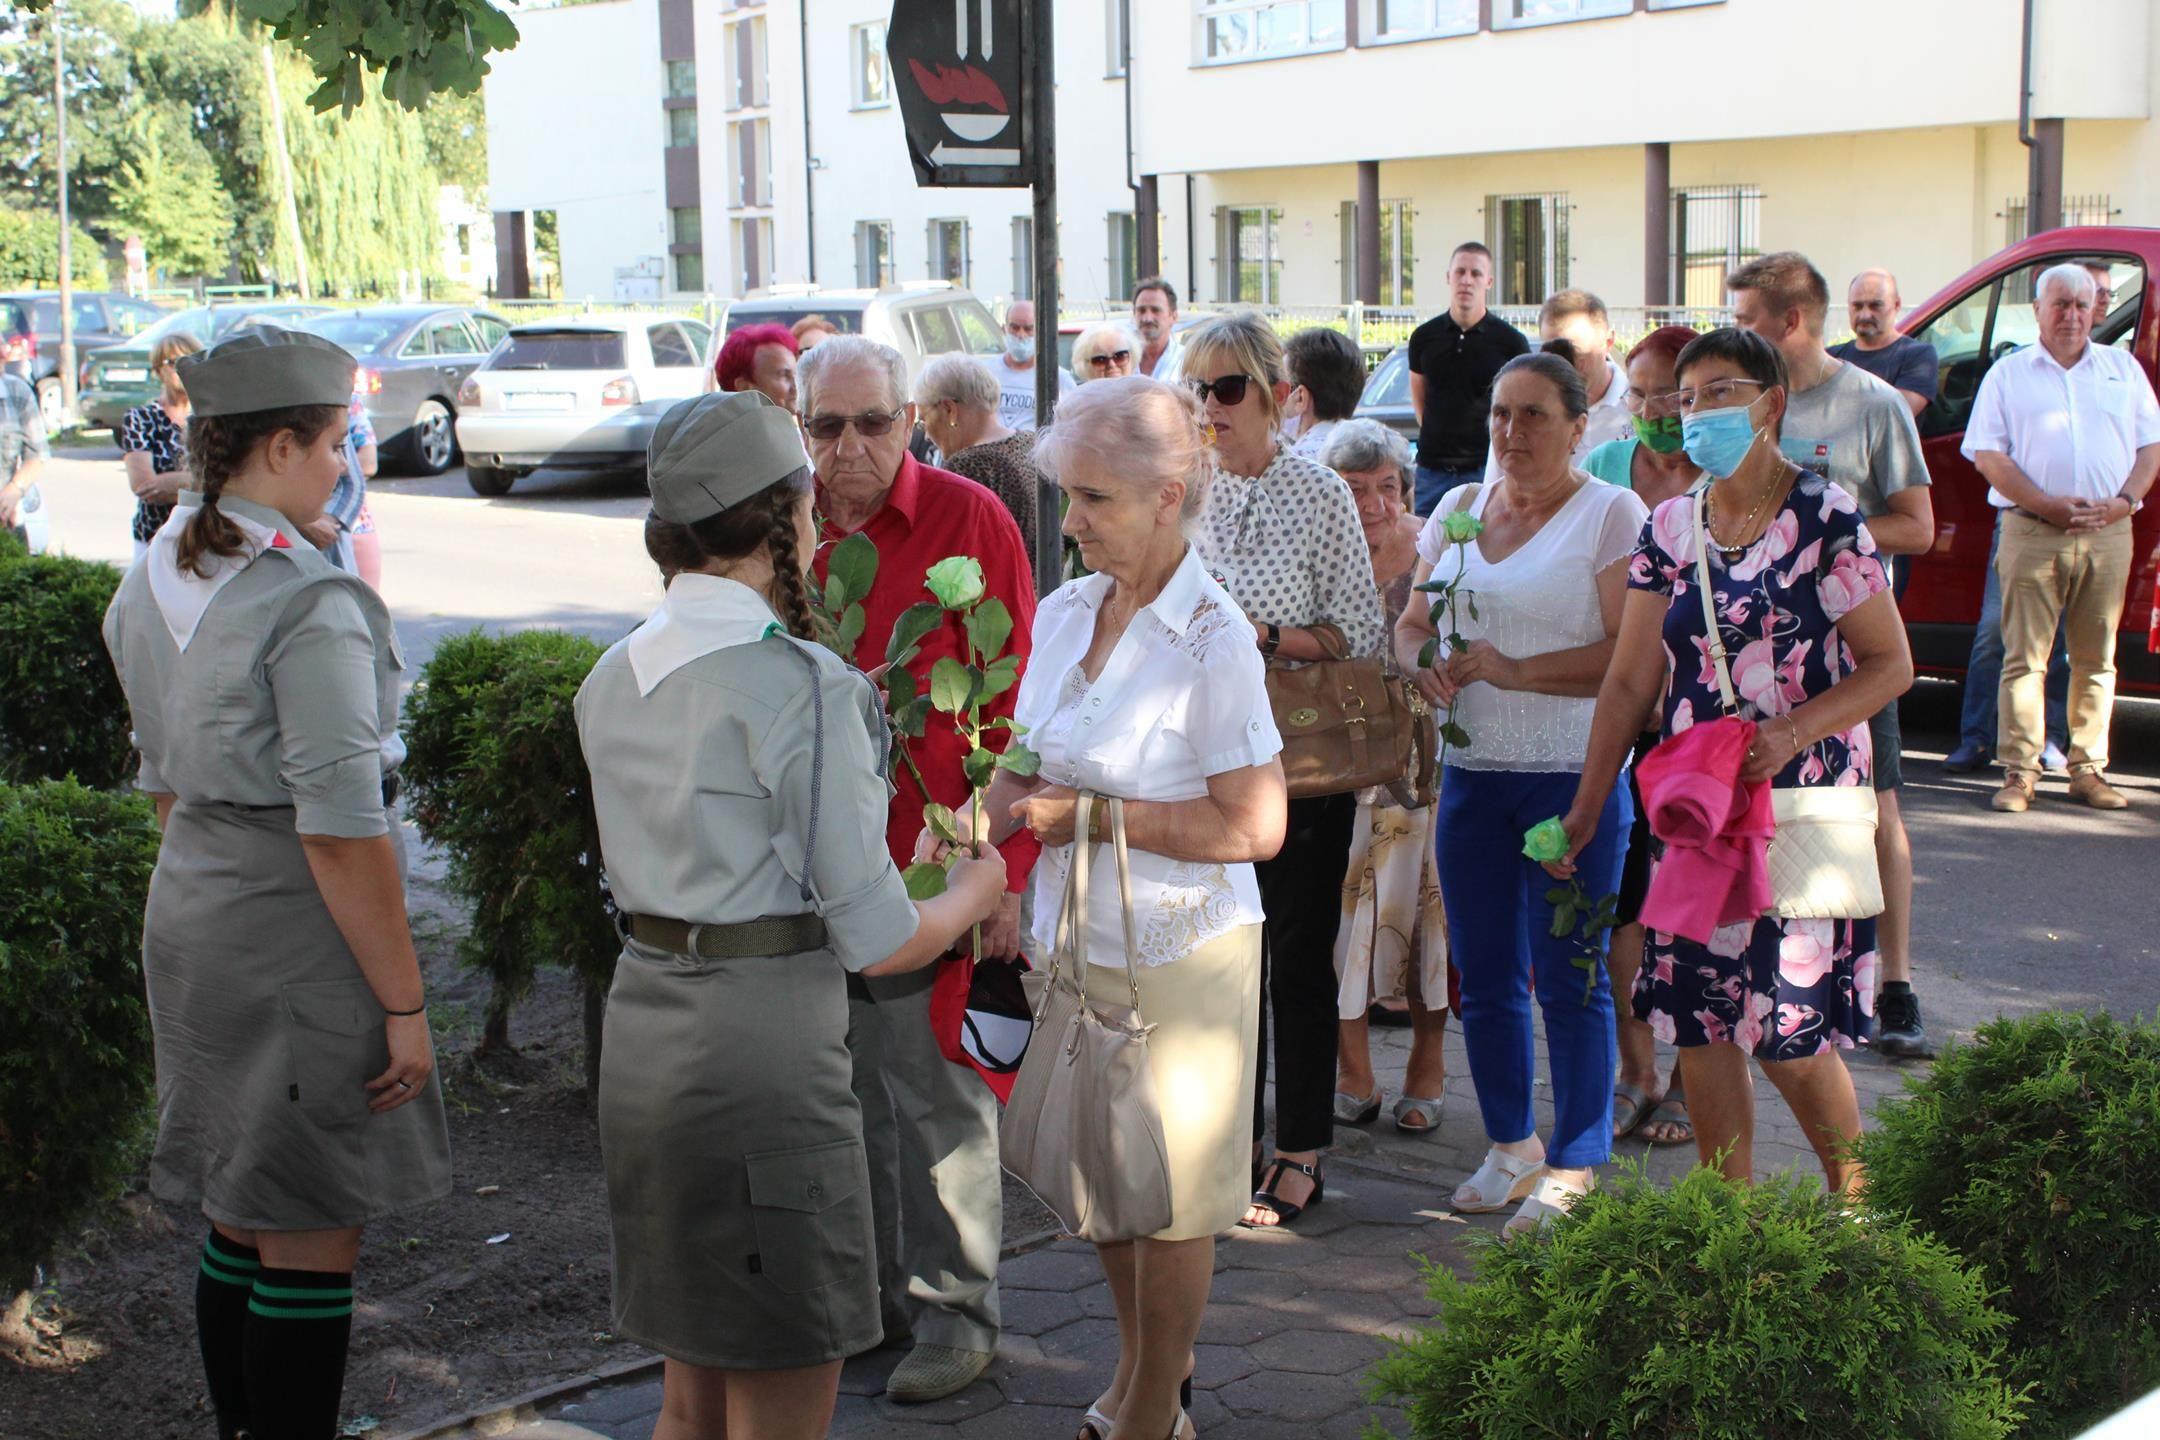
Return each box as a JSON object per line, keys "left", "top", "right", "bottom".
{"left": 409, "top": 399, "right": 457, "bottom": 475}
{"left": 35, "top": 377, "right": 62, "bottom": 430}
{"left": 466, "top": 464, "right": 518, "bottom": 497}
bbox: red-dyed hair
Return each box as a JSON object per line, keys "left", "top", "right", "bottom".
{"left": 714, "top": 323, "right": 800, "bottom": 393}
{"left": 1627, "top": 324, "right": 1701, "bottom": 374}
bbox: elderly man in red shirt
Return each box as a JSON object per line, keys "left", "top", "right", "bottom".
{"left": 795, "top": 335, "right": 1038, "bottom": 1405}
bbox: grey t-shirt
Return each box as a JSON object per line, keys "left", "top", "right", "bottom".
{"left": 982, "top": 356, "right": 1075, "bottom": 432}
{"left": 1779, "top": 359, "right": 1930, "bottom": 519}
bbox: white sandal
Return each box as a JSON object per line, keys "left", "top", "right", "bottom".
{"left": 1451, "top": 1145, "right": 1547, "bottom": 1213}
{"left": 1502, "top": 1171, "right": 1595, "bottom": 1238}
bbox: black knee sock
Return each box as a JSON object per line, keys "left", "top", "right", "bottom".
{"left": 242, "top": 1266, "right": 355, "bottom": 1440}
{"left": 194, "top": 1230, "right": 261, "bottom": 1440}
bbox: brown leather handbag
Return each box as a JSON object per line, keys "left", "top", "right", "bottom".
{"left": 1266, "top": 624, "right": 1437, "bottom": 807}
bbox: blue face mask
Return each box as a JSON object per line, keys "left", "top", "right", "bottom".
{"left": 1680, "top": 403, "right": 1763, "bottom": 478}
{"left": 1003, "top": 334, "right": 1036, "bottom": 365}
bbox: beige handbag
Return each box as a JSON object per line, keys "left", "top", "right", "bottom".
{"left": 999, "top": 793, "right": 1176, "bottom": 1243}
{"left": 1691, "top": 488, "right": 1884, "bottom": 921}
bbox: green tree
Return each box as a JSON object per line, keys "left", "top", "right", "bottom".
{"left": 0, "top": 0, "right": 139, "bottom": 226}
{"left": 0, "top": 205, "right": 110, "bottom": 288}
{"left": 420, "top": 86, "right": 486, "bottom": 201}
{"left": 105, "top": 102, "right": 237, "bottom": 279}
{"left": 131, "top": 7, "right": 275, "bottom": 264}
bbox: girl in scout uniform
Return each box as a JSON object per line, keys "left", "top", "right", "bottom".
{"left": 575, "top": 390, "right": 1006, "bottom": 1440}
{"left": 102, "top": 326, "right": 451, "bottom": 1440}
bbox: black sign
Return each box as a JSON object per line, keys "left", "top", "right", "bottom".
{"left": 887, "top": 0, "right": 1032, "bottom": 188}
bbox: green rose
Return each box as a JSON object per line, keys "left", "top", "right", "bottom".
{"left": 1521, "top": 816, "right": 1571, "bottom": 864}
{"left": 1441, "top": 509, "right": 1485, "bottom": 543}
{"left": 925, "top": 555, "right": 986, "bottom": 611}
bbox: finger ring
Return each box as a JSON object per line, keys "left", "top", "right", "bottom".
{"left": 397, "top": 1080, "right": 412, "bottom": 1090}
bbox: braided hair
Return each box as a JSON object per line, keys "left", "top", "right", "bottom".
{"left": 642, "top": 467, "right": 817, "bottom": 639}
{"left": 175, "top": 404, "right": 345, "bottom": 578}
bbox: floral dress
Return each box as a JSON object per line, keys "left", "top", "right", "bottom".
{"left": 1627, "top": 470, "right": 1890, "bottom": 1060}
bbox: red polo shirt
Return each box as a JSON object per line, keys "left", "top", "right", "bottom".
{"left": 816, "top": 452, "right": 1041, "bottom": 894}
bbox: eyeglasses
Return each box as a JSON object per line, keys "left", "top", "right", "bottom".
{"left": 1623, "top": 388, "right": 1681, "bottom": 418}
{"left": 1189, "top": 373, "right": 1252, "bottom": 406}
{"left": 1087, "top": 350, "right": 1133, "bottom": 371}
{"left": 1669, "top": 379, "right": 1767, "bottom": 414}
{"left": 803, "top": 407, "right": 905, "bottom": 442}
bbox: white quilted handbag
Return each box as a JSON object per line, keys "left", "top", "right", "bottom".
{"left": 1691, "top": 489, "right": 1884, "bottom": 921}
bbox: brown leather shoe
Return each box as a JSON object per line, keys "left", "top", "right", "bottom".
{"left": 2068, "top": 771, "right": 2129, "bottom": 810}
{"left": 1991, "top": 773, "right": 2035, "bottom": 813}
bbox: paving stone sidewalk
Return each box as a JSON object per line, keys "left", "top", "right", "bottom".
{"left": 441, "top": 1019, "right": 1929, "bottom": 1439}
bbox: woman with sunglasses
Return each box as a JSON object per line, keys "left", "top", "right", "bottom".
{"left": 912, "top": 354, "right": 1042, "bottom": 576}
{"left": 1182, "top": 311, "right": 1384, "bottom": 1231}
{"left": 1071, "top": 322, "right": 1139, "bottom": 386}
{"left": 1548, "top": 327, "right": 1912, "bottom": 1194}
{"left": 121, "top": 331, "right": 205, "bottom": 561}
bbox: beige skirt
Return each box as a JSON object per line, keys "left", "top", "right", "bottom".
{"left": 1333, "top": 791, "right": 1449, "bottom": 1021}
{"left": 1083, "top": 922, "right": 1262, "bottom": 1242}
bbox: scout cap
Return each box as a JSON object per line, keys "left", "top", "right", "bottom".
{"left": 176, "top": 325, "right": 357, "bottom": 417}
{"left": 647, "top": 390, "right": 810, "bottom": 524}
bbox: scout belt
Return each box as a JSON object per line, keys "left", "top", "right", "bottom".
{"left": 627, "top": 912, "right": 828, "bottom": 958}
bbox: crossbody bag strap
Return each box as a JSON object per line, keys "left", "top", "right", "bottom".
{"left": 1106, "top": 798, "right": 1146, "bottom": 1019}
{"left": 1691, "top": 487, "right": 1740, "bottom": 715}
{"left": 1066, "top": 791, "right": 1094, "bottom": 1007}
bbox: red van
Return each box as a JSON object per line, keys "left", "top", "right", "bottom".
{"left": 1898, "top": 226, "right": 2160, "bottom": 695}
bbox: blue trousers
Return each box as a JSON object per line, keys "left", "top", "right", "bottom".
{"left": 1414, "top": 463, "right": 1483, "bottom": 518}
{"left": 1436, "top": 767, "right": 1629, "bottom": 1170}
{"left": 1959, "top": 516, "right": 2069, "bottom": 753}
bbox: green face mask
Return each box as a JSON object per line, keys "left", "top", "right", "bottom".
{"left": 1633, "top": 413, "right": 1686, "bottom": 454}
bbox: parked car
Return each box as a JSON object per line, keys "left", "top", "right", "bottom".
{"left": 454, "top": 314, "right": 714, "bottom": 496}
{"left": 1354, "top": 346, "right": 1419, "bottom": 456}
{"left": 298, "top": 306, "right": 509, "bottom": 474}
{"left": 1897, "top": 225, "right": 2159, "bottom": 694}
{"left": 78, "top": 302, "right": 330, "bottom": 431}
{"left": 2, "top": 290, "right": 171, "bottom": 426}
{"left": 719, "top": 283, "right": 1002, "bottom": 383}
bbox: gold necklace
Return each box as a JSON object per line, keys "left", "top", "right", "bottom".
{"left": 1706, "top": 468, "right": 1785, "bottom": 558}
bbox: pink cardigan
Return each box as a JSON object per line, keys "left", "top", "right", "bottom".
{"left": 1635, "top": 717, "right": 1773, "bottom": 943}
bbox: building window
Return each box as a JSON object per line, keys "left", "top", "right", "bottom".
{"left": 1669, "top": 184, "right": 1760, "bottom": 307}
{"left": 2001, "top": 192, "right": 2118, "bottom": 247}
{"left": 1486, "top": 192, "right": 1568, "bottom": 305}
{"left": 1107, "top": 0, "right": 1128, "bottom": 75}
{"left": 1492, "top": 0, "right": 1630, "bottom": 27}
{"left": 665, "top": 59, "right": 697, "bottom": 99}
{"left": 1216, "top": 205, "right": 1284, "bottom": 305}
{"left": 856, "top": 221, "right": 894, "bottom": 287}
{"left": 672, "top": 207, "right": 702, "bottom": 247}
{"left": 732, "top": 217, "right": 774, "bottom": 292}
{"left": 1195, "top": 0, "right": 1346, "bottom": 65}
{"left": 728, "top": 119, "right": 771, "bottom": 206}
{"left": 1338, "top": 199, "right": 1414, "bottom": 306}
{"left": 725, "top": 16, "right": 769, "bottom": 109}
{"left": 675, "top": 252, "right": 705, "bottom": 293}
{"left": 1107, "top": 213, "right": 1138, "bottom": 301}
{"left": 667, "top": 106, "right": 698, "bottom": 148}
{"left": 851, "top": 22, "right": 890, "bottom": 108}
{"left": 1362, "top": 0, "right": 1477, "bottom": 42}
{"left": 1012, "top": 217, "right": 1035, "bottom": 300}
{"left": 929, "top": 218, "right": 970, "bottom": 285}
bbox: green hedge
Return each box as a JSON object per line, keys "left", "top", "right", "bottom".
{"left": 0, "top": 547, "right": 135, "bottom": 790}
{"left": 400, "top": 628, "right": 614, "bottom": 1075}
{"left": 1368, "top": 1163, "right": 2025, "bottom": 1440}
{"left": 0, "top": 780, "right": 160, "bottom": 1290}
{"left": 1858, "top": 1011, "right": 2160, "bottom": 1438}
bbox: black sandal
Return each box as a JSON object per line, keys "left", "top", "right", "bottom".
{"left": 1240, "top": 1157, "right": 1324, "bottom": 1228}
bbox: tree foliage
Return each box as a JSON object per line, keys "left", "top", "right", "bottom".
{"left": 106, "top": 102, "right": 237, "bottom": 278}
{"left": 0, "top": 206, "right": 111, "bottom": 289}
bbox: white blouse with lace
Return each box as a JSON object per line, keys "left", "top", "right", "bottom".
{"left": 1413, "top": 473, "right": 1648, "bottom": 773}
{"left": 1015, "top": 547, "right": 1284, "bottom": 967}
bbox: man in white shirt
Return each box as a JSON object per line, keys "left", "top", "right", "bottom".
{"left": 981, "top": 299, "right": 1073, "bottom": 432}
{"left": 1132, "top": 277, "right": 1184, "bottom": 382}
{"left": 1479, "top": 289, "right": 1628, "bottom": 483}
{"left": 1963, "top": 262, "right": 2160, "bottom": 814}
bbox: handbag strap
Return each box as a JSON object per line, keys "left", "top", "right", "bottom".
{"left": 1105, "top": 797, "right": 1145, "bottom": 1017}
{"left": 1044, "top": 792, "right": 1148, "bottom": 1021}
{"left": 1690, "top": 487, "right": 1740, "bottom": 716}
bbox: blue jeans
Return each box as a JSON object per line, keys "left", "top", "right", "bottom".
{"left": 1414, "top": 463, "right": 1484, "bottom": 517}
{"left": 1959, "top": 516, "right": 2068, "bottom": 753}
{"left": 1436, "top": 766, "right": 1629, "bottom": 1170}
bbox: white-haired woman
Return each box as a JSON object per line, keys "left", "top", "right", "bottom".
{"left": 923, "top": 376, "right": 1287, "bottom": 1440}
{"left": 915, "top": 353, "right": 1040, "bottom": 575}
{"left": 1320, "top": 419, "right": 1454, "bottom": 1137}
{"left": 1072, "top": 321, "right": 1140, "bottom": 386}
{"left": 1181, "top": 309, "right": 1385, "bottom": 1231}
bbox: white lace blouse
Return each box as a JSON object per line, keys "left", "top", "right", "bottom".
{"left": 1015, "top": 547, "right": 1284, "bottom": 967}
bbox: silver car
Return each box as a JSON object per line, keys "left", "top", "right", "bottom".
{"left": 453, "top": 314, "right": 713, "bottom": 496}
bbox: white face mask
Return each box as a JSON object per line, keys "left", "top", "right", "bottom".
{"left": 1003, "top": 334, "right": 1035, "bottom": 364}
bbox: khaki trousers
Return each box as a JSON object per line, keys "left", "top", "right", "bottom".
{"left": 1994, "top": 512, "right": 2133, "bottom": 778}
{"left": 847, "top": 959, "right": 1003, "bottom": 1352}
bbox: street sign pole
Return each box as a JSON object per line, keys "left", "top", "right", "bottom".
{"left": 1029, "top": 0, "right": 1059, "bottom": 598}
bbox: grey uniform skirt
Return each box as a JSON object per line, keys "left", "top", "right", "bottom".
{"left": 599, "top": 937, "right": 879, "bottom": 1371}
{"left": 143, "top": 802, "right": 452, "bottom": 1230}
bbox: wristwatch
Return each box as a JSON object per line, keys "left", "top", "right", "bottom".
{"left": 2116, "top": 491, "right": 2144, "bottom": 516}
{"left": 1261, "top": 623, "right": 1281, "bottom": 656}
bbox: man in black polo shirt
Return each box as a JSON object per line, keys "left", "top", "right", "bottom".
{"left": 1407, "top": 241, "right": 1529, "bottom": 514}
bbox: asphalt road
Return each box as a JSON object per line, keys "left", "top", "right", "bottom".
{"left": 32, "top": 441, "right": 2160, "bottom": 1037}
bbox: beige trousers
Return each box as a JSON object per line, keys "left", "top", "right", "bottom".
{"left": 1994, "top": 512, "right": 2133, "bottom": 778}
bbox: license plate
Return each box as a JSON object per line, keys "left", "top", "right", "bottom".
{"left": 104, "top": 367, "right": 147, "bottom": 383}
{"left": 507, "top": 391, "right": 574, "bottom": 411}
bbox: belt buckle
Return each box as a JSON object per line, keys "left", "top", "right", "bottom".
{"left": 683, "top": 923, "right": 707, "bottom": 962}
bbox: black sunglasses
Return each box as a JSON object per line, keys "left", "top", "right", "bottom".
{"left": 1189, "top": 373, "right": 1252, "bottom": 406}
{"left": 803, "top": 407, "right": 904, "bottom": 442}
{"left": 1087, "top": 350, "right": 1133, "bottom": 370}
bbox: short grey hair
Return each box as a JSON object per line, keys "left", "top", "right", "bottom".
{"left": 913, "top": 353, "right": 1000, "bottom": 413}
{"left": 798, "top": 334, "right": 907, "bottom": 415}
{"left": 2036, "top": 263, "right": 2098, "bottom": 305}
{"left": 1071, "top": 321, "right": 1140, "bottom": 384}
{"left": 1320, "top": 418, "right": 1411, "bottom": 484}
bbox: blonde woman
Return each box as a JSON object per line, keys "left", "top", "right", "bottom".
{"left": 1071, "top": 321, "right": 1140, "bottom": 386}
{"left": 121, "top": 330, "right": 206, "bottom": 560}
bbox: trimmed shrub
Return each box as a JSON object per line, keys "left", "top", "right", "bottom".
{"left": 0, "top": 549, "right": 134, "bottom": 789}
{"left": 1857, "top": 1011, "right": 2160, "bottom": 1437}
{"left": 0, "top": 780, "right": 160, "bottom": 1291}
{"left": 1368, "top": 1164, "right": 2025, "bottom": 1440}
{"left": 400, "top": 629, "right": 614, "bottom": 1086}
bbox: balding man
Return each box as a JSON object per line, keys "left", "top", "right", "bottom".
{"left": 1830, "top": 270, "right": 1938, "bottom": 418}
{"left": 982, "top": 299, "right": 1073, "bottom": 433}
